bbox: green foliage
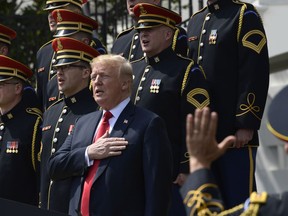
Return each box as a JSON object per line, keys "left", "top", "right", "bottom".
{"left": 0, "top": 0, "right": 51, "bottom": 72}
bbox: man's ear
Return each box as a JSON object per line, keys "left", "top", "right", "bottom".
{"left": 15, "top": 83, "right": 23, "bottom": 95}
{"left": 82, "top": 68, "right": 91, "bottom": 79}
{"left": 121, "top": 79, "right": 131, "bottom": 91}
{"left": 165, "top": 28, "right": 173, "bottom": 41}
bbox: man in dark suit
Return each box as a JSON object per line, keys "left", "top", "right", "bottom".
{"left": 181, "top": 107, "right": 288, "bottom": 216}
{"left": 48, "top": 54, "right": 173, "bottom": 216}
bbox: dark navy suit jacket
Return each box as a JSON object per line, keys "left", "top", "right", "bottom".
{"left": 48, "top": 101, "right": 173, "bottom": 216}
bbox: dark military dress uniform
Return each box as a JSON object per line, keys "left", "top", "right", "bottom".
{"left": 111, "top": 25, "right": 188, "bottom": 62}
{"left": 187, "top": 0, "right": 270, "bottom": 208}
{"left": 131, "top": 47, "right": 210, "bottom": 178}
{"left": 36, "top": 40, "right": 55, "bottom": 110}
{"left": 40, "top": 88, "right": 98, "bottom": 213}
{"left": 181, "top": 169, "right": 288, "bottom": 216}
{"left": 0, "top": 99, "right": 42, "bottom": 205}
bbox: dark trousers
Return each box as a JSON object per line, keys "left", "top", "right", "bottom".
{"left": 168, "top": 184, "right": 186, "bottom": 216}
{"left": 211, "top": 146, "right": 257, "bottom": 208}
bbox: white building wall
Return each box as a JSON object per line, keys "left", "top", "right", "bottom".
{"left": 254, "top": 0, "right": 288, "bottom": 194}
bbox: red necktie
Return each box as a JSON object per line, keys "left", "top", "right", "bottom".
{"left": 81, "top": 111, "right": 113, "bottom": 216}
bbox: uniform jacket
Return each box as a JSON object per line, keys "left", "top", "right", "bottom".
{"left": 48, "top": 101, "right": 173, "bottom": 216}
{"left": 36, "top": 40, "right": 54, "bottom": 110}
{"left": 40, "top": 88, "right": 98, "bottom": 213}
{"left": 131, "top": 47, "right": 210, "bottom": 177}
{"left": 0, "top": 99, "right": 42, "bottom": 205}
{"left": 181, "top": 169, "right": 288, "bottom": 216}
{"left": 111, "top": 26, "right": 188, "bottom": 62}
{"left": 36, "top": 38, "right": 106, "bottom": 110}
{"left": 187, "top": 0, "right": 269, "bottom": 144}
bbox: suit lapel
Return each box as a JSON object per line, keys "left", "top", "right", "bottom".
{"left": 95, "top": 102, "right": 135, "bottom": 180}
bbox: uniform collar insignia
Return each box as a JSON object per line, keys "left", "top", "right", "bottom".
{"left": 70, "top": 97, "right": 77, "bottom": 103}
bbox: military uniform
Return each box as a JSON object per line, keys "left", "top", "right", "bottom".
{"left": 131, "top": 47, "right": 209, "bottom": 177}
{"left": 111, "top": 25, "right": 188, "bottom": 62}
{"left": 36, "top": 40, "right": 55, "bottom": 110}
{"left": 131, "top": 4, "right": 210, "bottom": 215}
{"left": 40, "top": 88, "right": 98, "bottom": 212}
{"left": 0, "top": 101, "right": 42, "bottom": 205}
{"left": 181, "top": 169, "right": 288, "bottom": 216}
{"left": 0, "top": 55, "right": 42, "bottom": 206}
{"left": 187, "top": 0, "right": 270, "bottom": 208}
{"left": 39, "top": 37, "right": 99, "bottom": 213}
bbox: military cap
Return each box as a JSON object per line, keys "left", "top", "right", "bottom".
{"left": 267, "top": 85, "right": 288, "bottom": 141}
{"left": 0, "top": 55, "right": 32, "bottom": 82}
{"left": 44, "top": 0, "right": 82, "bottom": 11}
{"left": 52, "top": 9, "right": 98, "bottom": 37}
{"left": 52, "top": 37, "right": 100, "bottom": 67}
{"left": 0, "top": 24, "right": 16, "bottom": 45}
{"left": 133, "top": 3, "right": 181, "bottom": 30}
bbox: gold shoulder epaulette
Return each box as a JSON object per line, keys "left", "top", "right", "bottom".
{"left": 250, "top": 192, "right": 268, "bottom": 204}
{"left": 26, "top": 107, "right": 42, "bottom": 119}
{"left": 240, "top": 192, "right": 268, "bottom": 216}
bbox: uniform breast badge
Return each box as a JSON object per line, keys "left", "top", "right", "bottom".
{"left": 6, "top": 141, "right": 19, "bottom": 153}
{"left": 150, "top": 79, "right": 161, "bottom": 93}
{"left": 209, "top": 29, "right": 217, "bottom": 44}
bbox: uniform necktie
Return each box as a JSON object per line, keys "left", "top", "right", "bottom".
{"left": 80, "top": 111, "right": 113, "bottom": 216}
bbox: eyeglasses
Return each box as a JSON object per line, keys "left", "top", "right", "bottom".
{"left": 53, "top": 64, "right": 87, "bottom": 73}
{"left": 0, "top": 82, "right": 19, "bottom": 87}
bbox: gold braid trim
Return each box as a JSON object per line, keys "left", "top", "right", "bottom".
{"left": 181, "top": 61, "right": 194, "bottom": 95}
{"left": 218, "top": 204, "right": 244, "bottom": 216}
{"left": 26, "top": 107, "right": 43, "bottom": 120}
{"left": 187, "top": 88, "right": 210, "bottom": 109}
{"left": 242, "top": 30, "right": 266, "bottom": 54}
{"left": 237, "top": 4, "right": 246, "bottom": 42}
{"left": 180, "top": 152, "right": 190, "bottom": 164}
{"left": 236, "top": 93, "right": 261, "bottom": 120}
{"left": 184, "top": 183, "right": 224, "bottom": 216}
{"left": 267, "top": 122, "right": 288, "bottom": 142}
{"left": 26, "top": 108, "right": 43, "bottom": 170}
{"left": 31, "top": 116, "right": 41, "bottom": 171}
{"left": 38, "top": 142, "right": 43, "bottom": 162}
{"left": 248, "top": 146, "right": 254, "bottom": 195}
{"left": 172, "top": 27, "right": 179, "bottom": 51}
